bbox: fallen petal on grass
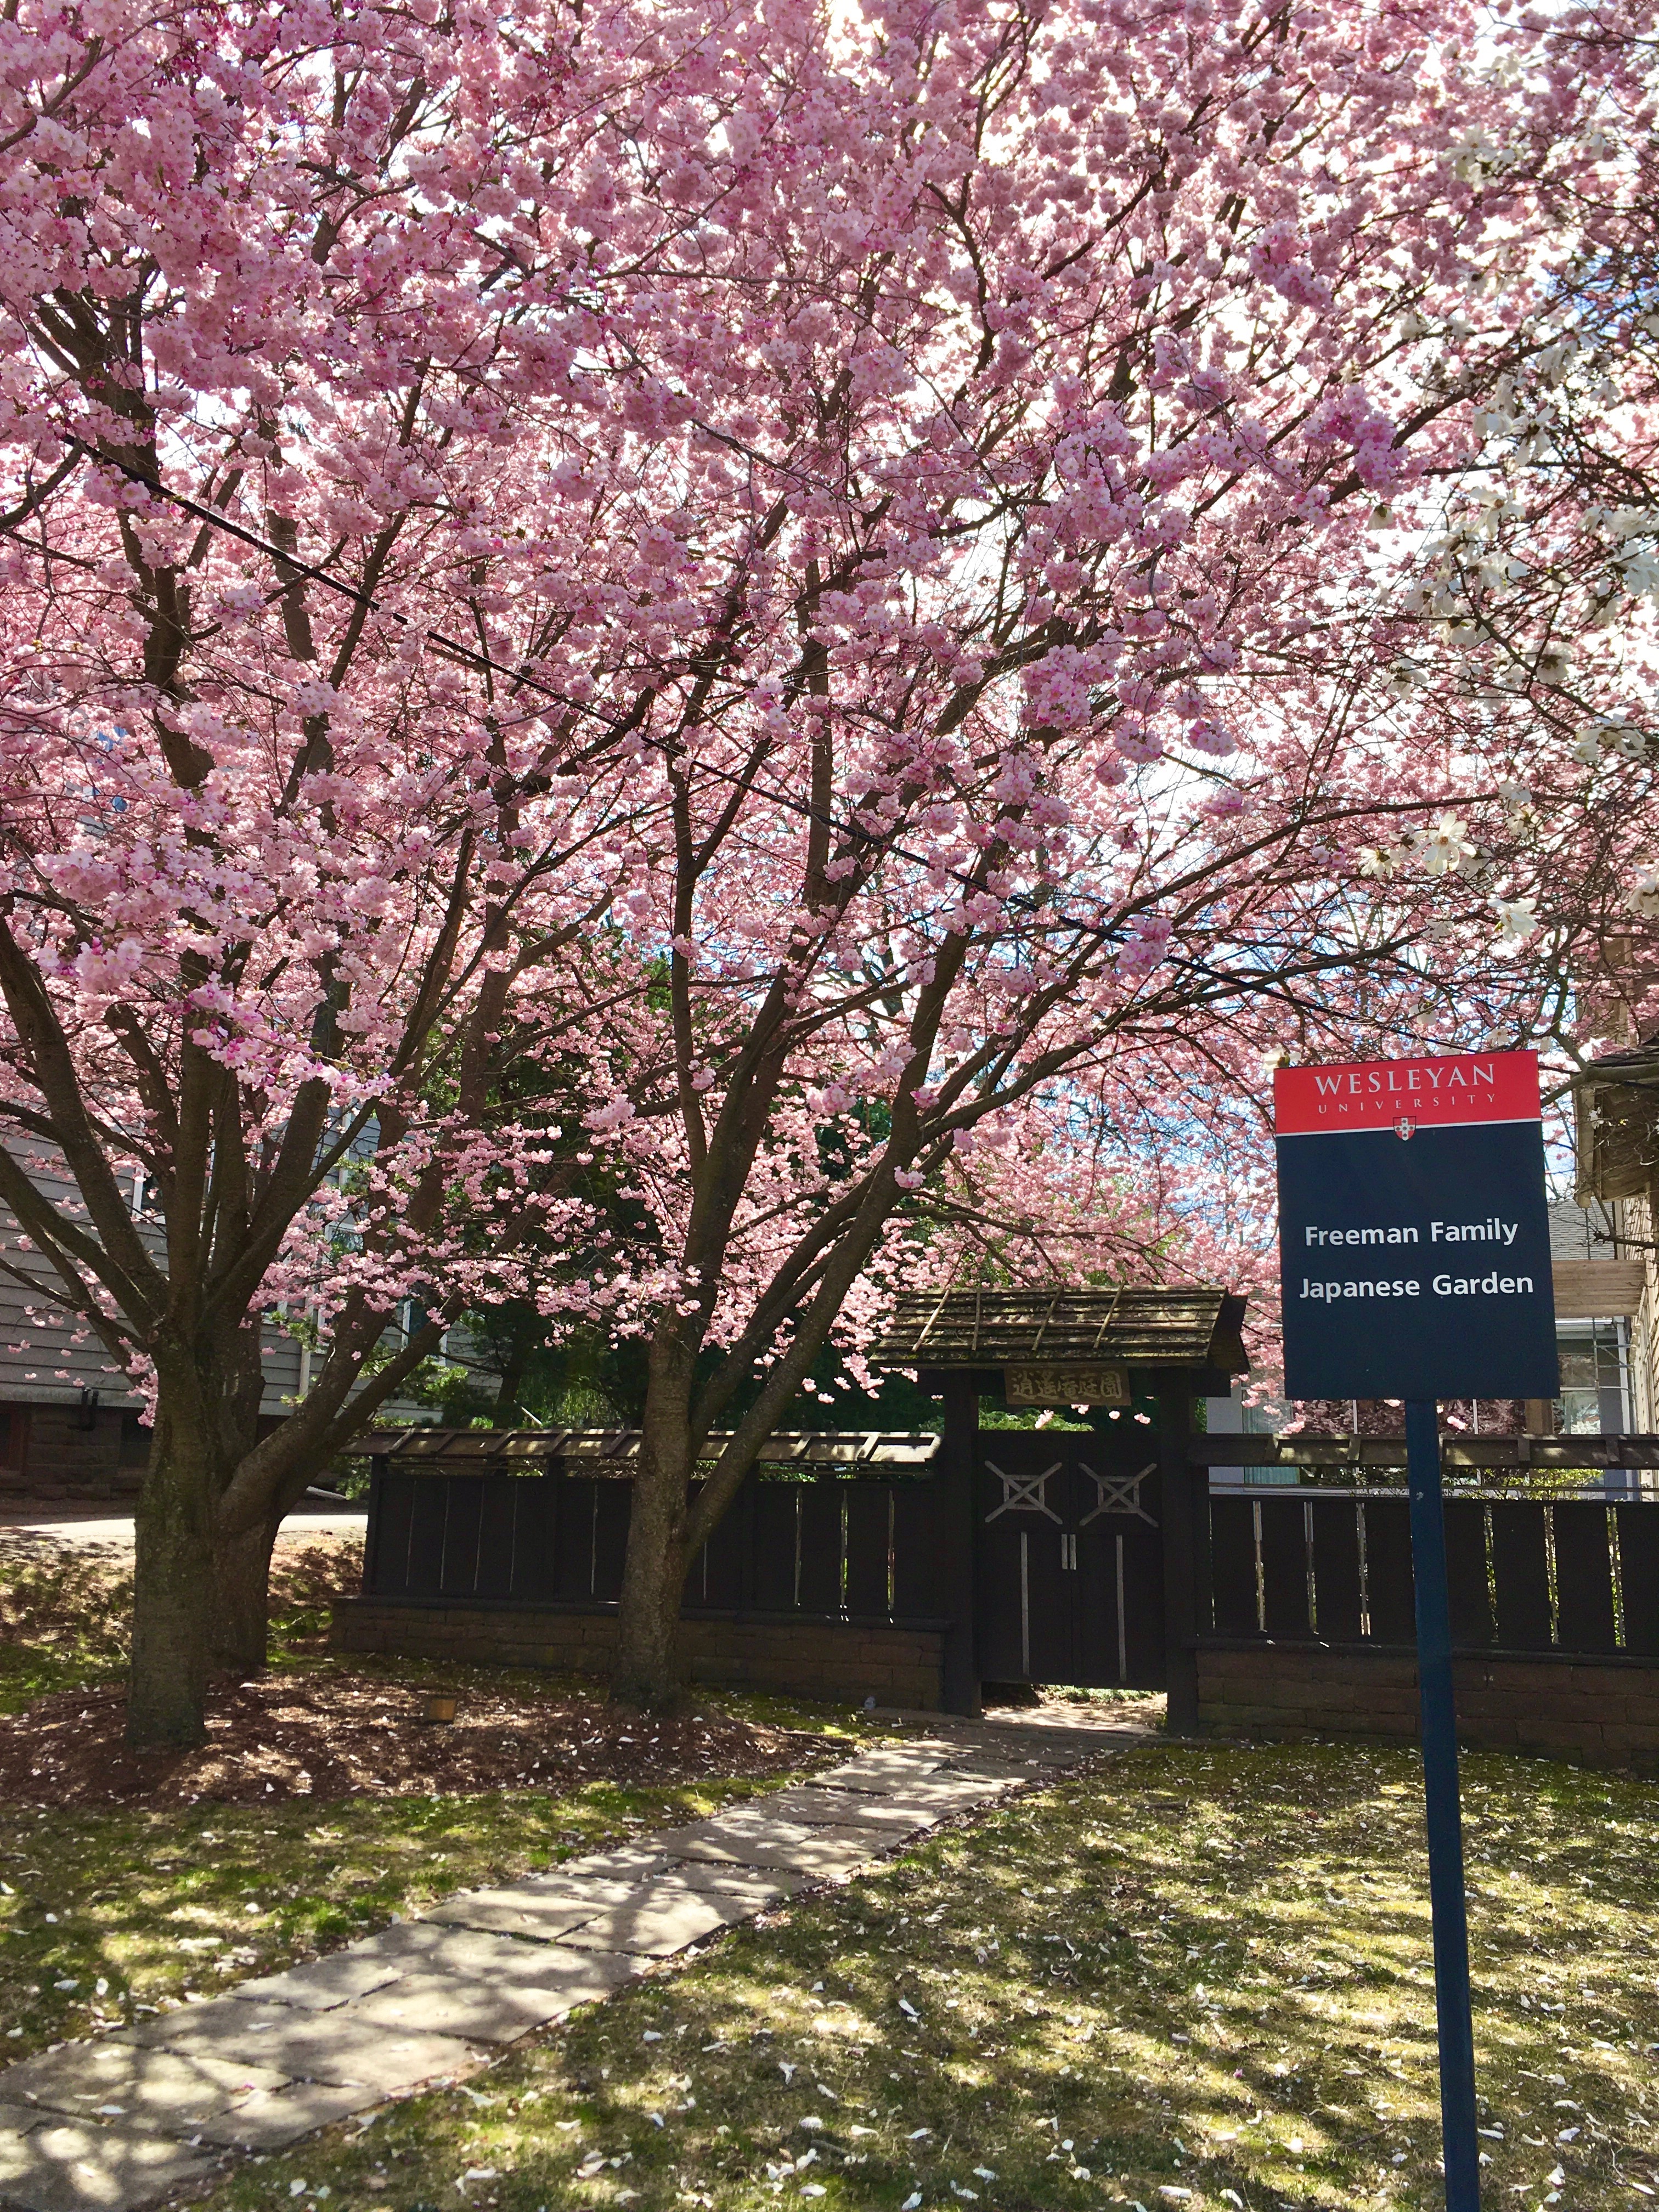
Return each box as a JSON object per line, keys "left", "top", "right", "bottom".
{"left": 173, "top": 1741, "right": 1658, "bottom": 2212}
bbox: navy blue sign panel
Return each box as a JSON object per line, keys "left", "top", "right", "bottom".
{"left": 1274, "top": 1052, "right": 1560, "bottom": 1402}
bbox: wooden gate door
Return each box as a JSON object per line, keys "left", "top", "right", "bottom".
{"left": 975, "top": 1430, "right": 1165, "bottom": 1687}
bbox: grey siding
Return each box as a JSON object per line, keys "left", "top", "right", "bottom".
{"left": 0, "top": 1150, "right": 428, "bottom": 1492}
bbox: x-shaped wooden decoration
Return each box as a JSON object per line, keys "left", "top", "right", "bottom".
{"left": 983, "top": 1459, "right": 1063, "bottom": 1523}
{"left": 1078, "top": 1461, "right": 1159, "bottom": 1528}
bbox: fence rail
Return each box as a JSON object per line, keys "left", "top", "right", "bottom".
{"left": 363, "top": 1465, "right": 946, "bottom": 1625}
{"left": 1189, "top": 1434, "right": 1659, "bottom": 1472}
{"left": 1205, "top": 1491, "right": 1659, "bottom": 1657}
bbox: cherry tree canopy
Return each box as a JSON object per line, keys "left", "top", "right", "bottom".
{"left": 0, "top": 0, "right": 1653, "bottom": 1718}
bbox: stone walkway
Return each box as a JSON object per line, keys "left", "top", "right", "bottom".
{"left": 0, "top": 1505, "right": 365, "bottom": 1556}
{"left": 0, "top": 1706, "right": 1152, "bottom": 2212}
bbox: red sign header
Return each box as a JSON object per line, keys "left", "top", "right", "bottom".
{"left": 1274, "top": 1051, "right": 1541, "bottom": 1136}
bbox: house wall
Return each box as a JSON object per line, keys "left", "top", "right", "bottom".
{"left": 0, "top": 1150, "right": 430, "bottom": 1500}
{"left": 0, "top": 1404, "right": 143, "bottom": 1504}
{"left": 1614, "top": 1188, "right": 1659, "bottom": 1432}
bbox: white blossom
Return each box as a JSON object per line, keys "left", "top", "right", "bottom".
{"left": 1575, "top": 714, "right": 1648, "bottom": 763}
{"left": 1414, "top": 814, "right": 1477, "bottom": 877}
{"left": 1448, "top": 128, "right": 1505, "bottom": 182}
{"left": 1492, "top": 897, "right": 1538, "bottom": 950}
{"left": 1386, "top": 657, "right": 1422, "bottom": 696}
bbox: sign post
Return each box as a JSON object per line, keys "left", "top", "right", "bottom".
{"left": 1274, "top": 1051, "right": 1560, "bottom": 2212}
{"left": 1404, "top": 1397, "right": 1480, "bottom": 2212}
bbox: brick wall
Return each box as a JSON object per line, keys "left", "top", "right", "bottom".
{"left": 333, "top": 1596, "right": 949, "bottom": 1711}
{"left": 1198, "top": 1642, "right": 1659, "bottom": 1766}
{"left": 0, "top": 1405, "right": 140, "bottom": 1503}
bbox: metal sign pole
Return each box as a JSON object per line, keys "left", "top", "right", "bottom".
{"left": 1403, "top": 1397, "right": 1481, "bottom": 2212}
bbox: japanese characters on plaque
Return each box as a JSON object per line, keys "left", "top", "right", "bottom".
{"left": 1003, "top": 1363, "right": 1130, "bottom": 1408}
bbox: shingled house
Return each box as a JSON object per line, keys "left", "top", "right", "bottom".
{"left": 1574, "top": 1046, "right": 1659, "bottom": 1428}
{"left": 0, "top": 1153, "right": 426, "bottom": 1506}
{"left": 0, "top": 1154, "right": 318, "bottom": 1504}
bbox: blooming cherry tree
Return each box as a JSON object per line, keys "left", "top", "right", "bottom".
{"left": 435, "top": 0, "right": 1638, "bottom": 1698}
{"left": 0, "top": 0, "right": 670, "bottom": 1741}
{"left": 0, "top": 0, "right": 1650, "bottom": 1728}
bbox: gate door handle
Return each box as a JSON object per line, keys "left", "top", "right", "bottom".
{"left": 1061, "top": 1533, "right": 1077, "bottom": 1571}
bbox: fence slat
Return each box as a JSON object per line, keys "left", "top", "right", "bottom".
{"left": 843, "top": 1483, "right": 892, "bottom": 1618}
{"left": 473, "top": 1478, "right": 516, "bottom": 1602}
{"left": 1259, "top": 1497, "right": 1312, "bottom": 1639}
{"left": 1489, "top": 1503, "right": 1552, "bottom": 1650}
{"left": 752, "top": 1482, "right": 800, "bottom": 1611}
{"left": 1208, "top": 1496, "right": 1260, "bottom": 1637}
{"left": 687, "top": 1480, "right": 746, "bottom": 1611}
{"left": 1616, "top": 1503, "right": 1659, "bottom": 1656}
{"left": 1362, "top": 1500, "right": 1416, "bottom": 1643}
{"left": 1310, "top": 1498, "right": 1363, "bottom": 1643}
{"left": 405, "top": 1478, "right": 449, "bottom": 1599}
{"left": 442, "top": 1480, "right": 483, "bottom": 1598}
{"left": 795, "top": 1479, "right": 843, "bottom": 1615}
{"left": 891, "top": 1482, "right": 941, "bottom": 1618}
{"left": 1444, "top": 1500, "right": 1492, "bottom": 1649}
{"left": 507, "top": 1477, "right": 555, "bottom": 1602}
{"left": 1552, "top": 1503, "right": 1617, "bottom": 1654}
{"left": 592, "top": 1480, "right": 630, "bottom": 1603}
{"left": 370, "top": 1474, "right": 416, "bottom": 1599}
{"left": 552, "top": 1477, "right": 596, "bottom": 1600}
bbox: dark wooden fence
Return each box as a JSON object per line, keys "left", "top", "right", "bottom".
{"left": 1205, "top": 1490, "right": 1659, "bottom": 1657}
{"left": 363, "top": 1464, "right": 946, "bottom": 1626}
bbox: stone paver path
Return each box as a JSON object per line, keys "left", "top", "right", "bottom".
{"left": 0, "top": 1505, "right": 365, "bottom": 1557}
{"left": 0, "top": 1704, "right": 1150, "bottom": 2212}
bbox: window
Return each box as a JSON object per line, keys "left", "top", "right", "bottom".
{"left": 1555, "top": 1319, "right": 1632, "bottom": 1436}
{"left": 1242, "top": 1395, "right": 1299, "bottom": 1484}
{"left": 1205, "top": 1389, "right": 1299, "bottom": 1488}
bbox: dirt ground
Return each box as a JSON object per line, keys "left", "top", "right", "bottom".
{"left": 0, "top": 1532, "right": 833, "bottom": 1809}
{"left": 0, "top": 1670, "right": 828, "bottom": 1808}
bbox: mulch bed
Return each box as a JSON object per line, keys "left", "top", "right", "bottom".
{"left": 0, "top": 1671, "right": 832, "bottom": 1809}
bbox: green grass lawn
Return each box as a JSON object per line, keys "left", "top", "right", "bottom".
{"left": 0, "top": 1545, "right": 137, "bottom": 1712}
{"left": 0, "top": 1537, "right": 879, "bottom": 2061}
{"left": 0, "top": 1538, "right": 356, "bottom": 1713}
{"left": 186, "top": 1740, "right": 1658, "bottom": 2212}
{"left": 0, "top": 1768, "right": 833, "bottom": 2064}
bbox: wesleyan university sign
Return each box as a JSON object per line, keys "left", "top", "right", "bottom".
{"left": 1274, "top": 1048, "right": 1562, "bottom": 2212}
{"left": 1275, "top": 1050, "right": 1560, "bottom": 1401}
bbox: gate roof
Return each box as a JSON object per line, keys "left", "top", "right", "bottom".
{"left": 870, "top": 1286, "right": 1248, "bottom": 1375}
{"left": 360, "top": 1427, "right": 940, "bottom": 1474}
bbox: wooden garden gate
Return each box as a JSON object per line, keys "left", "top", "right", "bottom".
{"left": 974, "top": 1428, "right": 1166, "bottom": 1687}
{"left": 870, "top": 1283, "right": 1249, "bottom": 1709}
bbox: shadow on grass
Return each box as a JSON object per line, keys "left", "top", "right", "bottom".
{"left": 185, "top": 1741, "right": 1658, "bottom": 2212}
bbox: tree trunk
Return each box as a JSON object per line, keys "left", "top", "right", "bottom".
{"left": 612, "top": 1348, "right": 693, "bottom": 1707}
{"left": 209, "top": 1510, "right": 283, "bottom": 1675}
{"left": 612, "top": 1479, "right": 688, "bottom": 1706}
{"left": 492, "top": 1336, "right": 531, "bottom": 1426}
{"left": 127, "top": 1403, "right": 214, "bottom": 1748}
